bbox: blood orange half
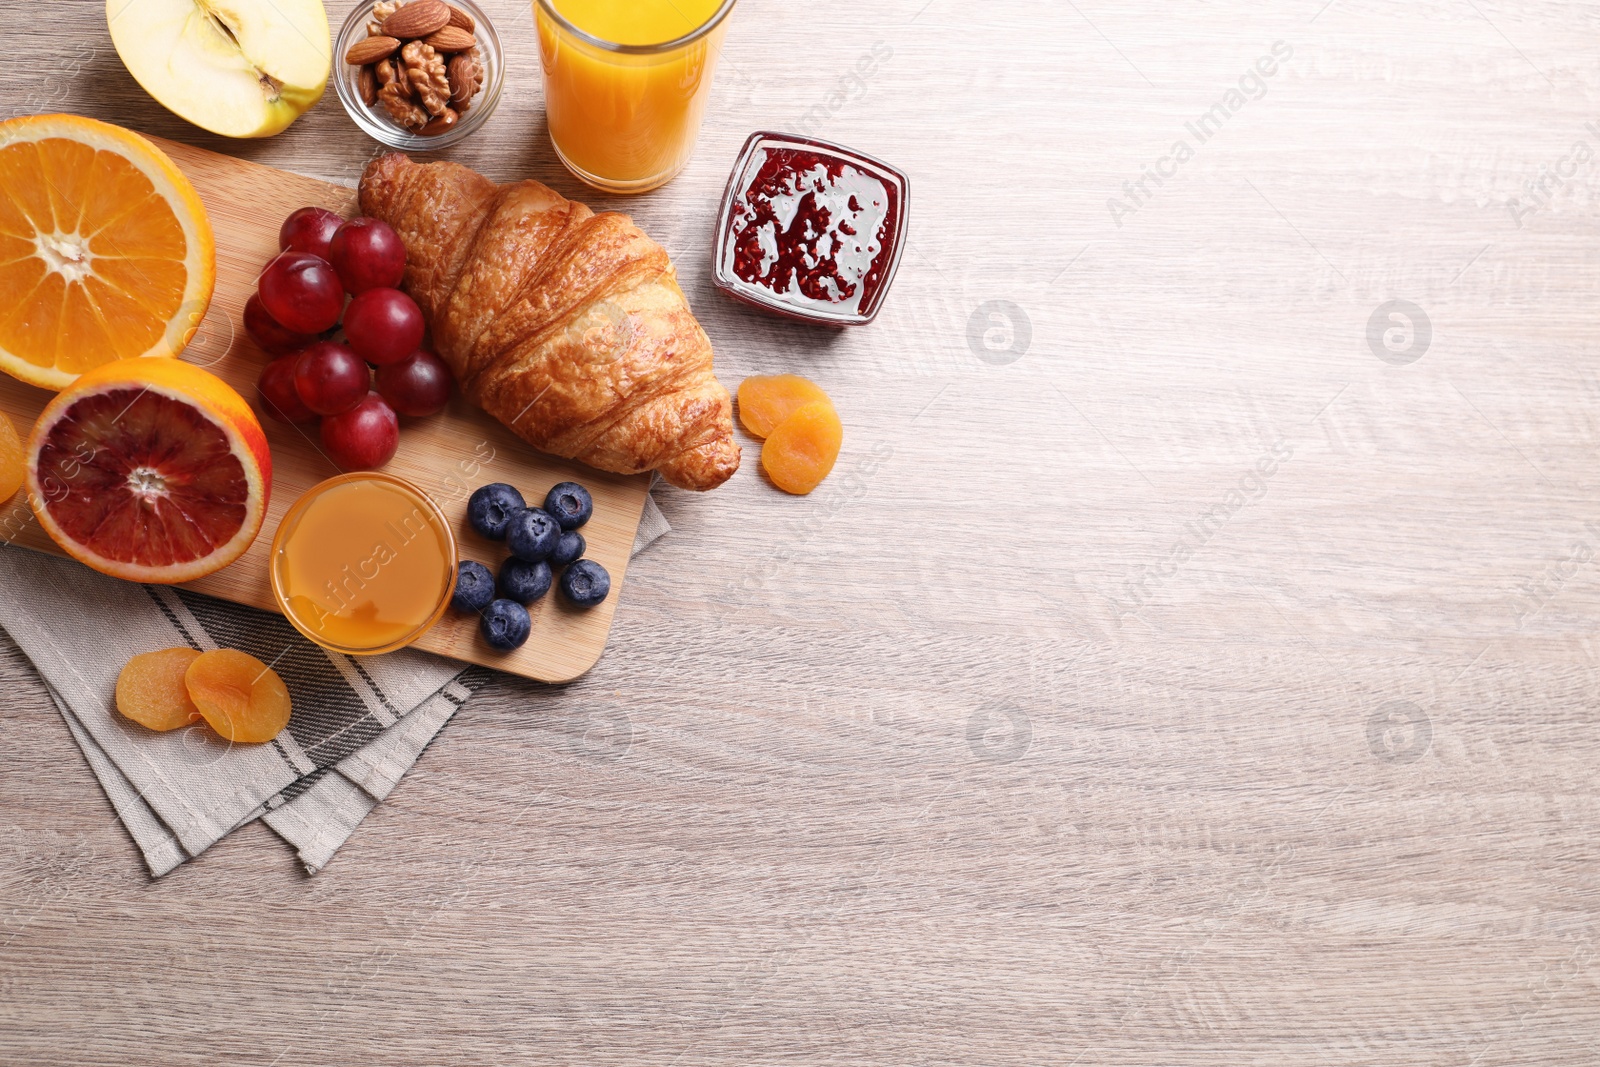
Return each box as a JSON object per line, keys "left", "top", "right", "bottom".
{"left": 26, "top": 358, "right": 271, "bottom": 584}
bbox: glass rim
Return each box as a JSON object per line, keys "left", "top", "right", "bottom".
{"left": 534, "top": 0, "right": 738, "bottom": 55}
{"left": 269, "top": 471, "right": 459, "bottom": 657}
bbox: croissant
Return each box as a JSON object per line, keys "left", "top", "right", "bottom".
{"left": 357, "top": 153, "right": 740, "bottom": 491}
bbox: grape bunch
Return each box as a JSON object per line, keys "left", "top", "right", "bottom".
{"left": 248, "top": 206, "right": 455, "bottom": 470}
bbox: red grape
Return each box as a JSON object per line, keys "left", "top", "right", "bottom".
{"left": 279, "top": 206, "right": 343, "bottom": 260}
{"left": 293, "top": 341, "right": 369, "bottom": 416}
{"left": 321, "top": 393, "right": 400, "bottom": 470}
{"left": 257, "top": 353, "right": 316, "bottom": 424}
{"left": 376, "top": 349, "right": 453, "bottom": 417}
{"left": 343, "top": 287, "right": 424, "bottom": 366}
{"left": 243, "top": 293, "right": 316, "bottom": 356}
{"left": 258, "top": 252, "right": 345, "bottom": 334}
{"left": 328, "top": 217, "right": 406, "bottom": 294}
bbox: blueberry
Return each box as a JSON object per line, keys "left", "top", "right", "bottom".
{"left": 506, "top": 506, "right": 562, "bottom": 561}
{"left": 480, "top": 598, "right": 531, "bottom": 651}
{"left": 559, "top": 558, "right": 610, "bottom": 608}
{"left": 467, "top": 483, "right": 525, "bottom": 540}
{"left": 550, "top": 529, "right": 586, "bottom": 567}
{"left": 544, "top": 481, "right": 593, "bottom": 530}
{"left": 498, "top": 558, "right": 553, "bottom": 604}
{"left": 452, "top": 560, "right": 496, "bottom": 613}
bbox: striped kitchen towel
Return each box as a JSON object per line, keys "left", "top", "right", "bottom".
{"left": 0, "top": 494, "right": 669, "bottom": 877}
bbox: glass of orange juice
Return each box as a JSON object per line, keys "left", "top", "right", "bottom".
{"left": 534, "top": 0, "right": 738, "bottom": 193}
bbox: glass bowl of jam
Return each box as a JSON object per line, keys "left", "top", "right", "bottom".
{"left": 712, "top": 131, "right": 908, "bottom": 327}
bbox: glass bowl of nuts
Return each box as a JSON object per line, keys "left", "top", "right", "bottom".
{"left": 333, "top": 0, "right": 502, "bottom": 150}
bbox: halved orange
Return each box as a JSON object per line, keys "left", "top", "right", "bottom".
{"left": 26, "top": 358, "right": 271, "bottom": 584}
{"left": 0, "top": 411, "right": 23, "bottom": 504}
{"left": 0, "top": 114, "right": 215, "bottom": 391}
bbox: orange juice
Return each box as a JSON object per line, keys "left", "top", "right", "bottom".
{"left": 535, "top": 0, "right": 736, "bottom": 192}
{"left": 269, "top": 473, "right": 457, "bottom": 655}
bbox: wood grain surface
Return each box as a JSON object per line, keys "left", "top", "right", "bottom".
{"left": 0, "top": 137, "right": 652, "bottom": 683}
{"left": 4, "top": 1, "right": 1600, "bottom": 1064}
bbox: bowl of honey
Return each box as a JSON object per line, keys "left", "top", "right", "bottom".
{"left": 269, "top": 472, "right": 458, "bottom": 656}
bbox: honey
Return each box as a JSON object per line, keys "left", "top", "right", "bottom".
{"left": 269, "top": 473, "right": 457, "bottom": 655}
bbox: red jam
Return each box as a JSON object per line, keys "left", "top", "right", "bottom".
{"left": 714, "top": 134, "right": 908, "bottom": 326}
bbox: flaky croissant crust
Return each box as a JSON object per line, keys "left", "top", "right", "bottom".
{"left": 358, "top": 153, "right": 740, "bottom": 491}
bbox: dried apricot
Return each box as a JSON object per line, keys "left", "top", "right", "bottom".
{"left": 0, "top": 411, "right": 23, "bottom": 505}
{"left": 184, "top": 649, "right": 292, "bottom": 744}
{"left": 115, "top": 648, "right": 202, "bottom": 732}
{"left": 738, "top": 374, "right": 833, "bottom": 438}
{"left": 761, "top": 400, "right": 843, "bottom": 495}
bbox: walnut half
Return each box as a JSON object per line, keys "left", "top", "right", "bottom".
{"left": 367, "top": 0, "right": 400, "bottom": 34}
{"left": 374, "top": 73, "right": 425, "bottom": 129}
{"left": 400, "top": 39, "right": 452, "bottom": 117}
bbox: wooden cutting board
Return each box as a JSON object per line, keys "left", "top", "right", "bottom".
{"left": 0, "top": 136, "right": 651, "bottom": 684}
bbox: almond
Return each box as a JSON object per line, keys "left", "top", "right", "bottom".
{"left": 424, "top": 25, "right": 475, "bottom": 52}
{"left": 447, "top": 50, "right": 481, "bottom": 109}
{"left": 346, "top": 35, "right": 401, "bottom": 65}
{"left": 420, "top": 107, "right": 459, "bottom": 136}
{"left": 446, "top": 4, "right": 475, "bottom": 32}
{"left": 358, "top": 64, "right": 378, "bottom": 106}
{"left": 380, "top": 0, "right": 451, "bottom": 39}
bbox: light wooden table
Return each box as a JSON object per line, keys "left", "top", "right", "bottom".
{"left": 5, "top": 1, "right": 1600, "bottom": 1063}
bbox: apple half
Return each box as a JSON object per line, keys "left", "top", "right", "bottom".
{"left": 107, "top": 0, "right": 331, "bottom": 138}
